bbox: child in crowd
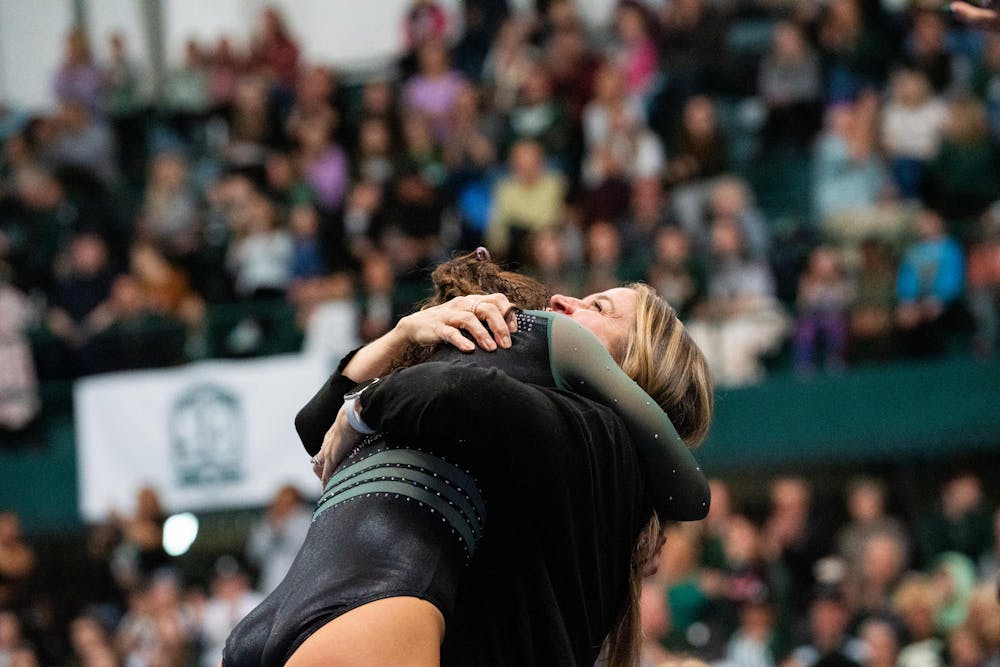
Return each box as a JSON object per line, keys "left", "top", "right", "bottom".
{"left": 793, "top": 246, "right": 853, "bottom": 374}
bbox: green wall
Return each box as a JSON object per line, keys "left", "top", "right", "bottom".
{"left": 3, "top": 357, "right": 998, "bottom": 533}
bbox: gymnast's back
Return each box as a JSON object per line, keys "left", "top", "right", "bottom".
{"left": 223, "top": 311, "right": 563, "bottom": 666}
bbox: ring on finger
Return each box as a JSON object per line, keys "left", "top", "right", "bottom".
{"left": 470, "top": 298, "right": 483, "bottom": 319}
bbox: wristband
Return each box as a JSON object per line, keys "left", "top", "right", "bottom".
{"left": 343, "top": 378, "right": 380, "bottom": 435}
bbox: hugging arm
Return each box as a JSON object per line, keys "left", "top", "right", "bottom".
{"left": 295, "top": 294, "right": 517, "bottom": 456}
{"left": 542, "top": 312, "right": 710, "bottom": 521}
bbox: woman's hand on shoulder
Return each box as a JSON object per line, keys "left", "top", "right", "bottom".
{"left": 397, "top": 293, "right": 518, "bottom": 352}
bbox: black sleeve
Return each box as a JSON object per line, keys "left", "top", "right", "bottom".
{"left": 359, "top": 361, "right": 594, "bottom": 454}
{"left": 294, "top": 348, "right": 363, "bottom": 456}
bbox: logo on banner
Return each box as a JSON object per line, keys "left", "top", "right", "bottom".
{"left": 170, "top": 384, "right": 245, "bottom": 486}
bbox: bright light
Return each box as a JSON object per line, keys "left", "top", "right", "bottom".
{"left": 162, "top": 512, "right": 199, "bottom": 557}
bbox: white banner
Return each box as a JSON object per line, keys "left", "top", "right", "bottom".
{"left": 75, "top": 354, "right": 331, "bottom": 522}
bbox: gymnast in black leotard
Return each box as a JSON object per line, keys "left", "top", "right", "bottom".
{"left": 223, "top": 251, "right": 713, "bottom": 667}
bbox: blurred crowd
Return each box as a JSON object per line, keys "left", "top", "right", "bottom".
{"left": 2, "top": 0, "right": 1000, "bottom": 439}
{"left": 0, "top": 472, "right": 998, "bottom": 666}
{"left": 2, "top": 0, "right": 1000, "bottom": 662}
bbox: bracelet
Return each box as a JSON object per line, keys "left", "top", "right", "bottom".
{"left": 343, "top": 395, "right": 376, "bottom": 435}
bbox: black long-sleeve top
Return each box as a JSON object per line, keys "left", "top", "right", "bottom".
{"left": 356, "top": 361, "right": 651, "bottom": 666}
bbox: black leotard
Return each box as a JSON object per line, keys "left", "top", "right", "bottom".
{"left": 223, "top": 311, "right": 708, "bottom": 666}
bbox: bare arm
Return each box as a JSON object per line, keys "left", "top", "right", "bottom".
{"left": 950, "top": 2, "right": 1000, "bottom": 30}
{"left": 296, "top": 293, "right": 517, "bottom": 455}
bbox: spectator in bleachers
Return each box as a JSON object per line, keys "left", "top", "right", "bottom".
{"left": 919, "top": 471, "right": 994, "bottom": 566}
{"left": 486, "top": 139, "right": 565, "bottom": 262}
{"left": 115, "top": 573, "right": 195, "bottom": 667}
{"left": 67, "top": 612, "right": 117, "bottom": 667}
{"left": 226, "top": 193, "right": 292, "bottom": 300}
{"left": 482, "top": 18, "right": 538, "bottom": 116}
{"left": 894, "top": 574, "right": 945, "bottom": 667}
{"left": 814, "top": 98, "right": 888, "bottom": 230}
{"left": 128, "top": 242, "right": 204, "bottom": 330}
{"left": 249, "top": 6, "right": 301, "bottom": 93}
{"left": 263, "top": 150, "right": 312, "bottom": 215}
{"left": 613, "top": 2, "right": 660, "bottom": 103}
{"left": 667, "top": 95, "right": 730, "bottom": 234}
{"left": 356, "top": 250, "right": 394, "bottom": 343}
{"left": 881, "top": 68, "right": 947, "bottom": 201}
{"left": 793, "top": 246, "right": 852, "bottom": 374}
{"left": 197, "top": 556, "right": 263, "bottom": 667}
{"left": 0, "top": 513, "right": 35, "bottom": 611}
{"left": 687, "top": 220, "right": 788, "bottom": 387}
{"left": 759, "top": 21, "right": 823, "bottom": 150}
{"left": 901, "top": 10, "right": 954, "bottom": 95}
{"left": 49, "top": 100, "right": 117, "bottom": 187}
{"left": 657, "top": 0, "right": 728, "bottom": 103}
{"left": 403, "top": 40, "right": 466, "bottom": 141}
{"left": 403, "top": 0, "right": 450, "bottom": 60}
{"left": 837, "top": 477, "right": 908, "bottom": 574}
{"left": 851, "top": 532, "right": 908, "bottom": 618}
{"left": 354, "top": 117, "right": 399, "bottom": 187}
{"left": 137, "top": 151, "right": 199, "bottom": 260}
{"left": 206, "top": 37, "right": 243, "bottom": 112}
{"left": 53, "top": 28, "right": 104, "bottom": 115}
{"left": 246, "top": 485, "right": 311, "bottom": 596}
{"left": 582, "top": 104, "right": 665, "bottom": 191}
{"left": 858, "top": 617, "right": 901, "bottom": 667}
{"left": 0, "top": 276, "right": 39, "bottom": 432}
{"left": 707, "top": 177, "right": 769, "bottom": 261}
{"left": 163, "top": 40, "right": 211, "bottom": 136}
{"left": 45, "top": 232, "right": 116, "bottom": 365}
{"left": 104, "top": 487, "right": 169, "bottom": 594}
{"left": 895, "top": 209, "right": 964, "bottom": 357}
{"left": 666, "top": 95, "right": 729, "bottom": 191}
{"left": 524, "top": 227, "right": 580, "bottom": 297}
{"left": 226, "top": 74, "right": 279, "bottom": 157}
{"left": 934, "top": 551, "right": 977, "bottom": 634}
{"left": 104, "top": 32, "right": 146, "bottom": 177}
{"left": 848, "top": 238, "right": 897, "bottom": 362}
{"left": 657, "top": 526, "right": 710, "bottom": 653}
{"left": 721, "top": 569, "right": 783, "bottom": 667}
{"left": 503, "top": 64, "right": 572, "bottom": 164}
{"left": 582, "top": 220, "right": 634, "bottom": 294}
{"left": 966, "top": 206, "right": 1000, "bottom": 358}
{"left": 583, "top": 61, "right": 644, "bottom": 151}
{"left": 928, "top": 96, "right": 1000, "bottom": 230}
{"left": 818, "top": 0, "right": 889, "bottom": 101}
{"left": 763, "top": 478, "right": 832, "bottom": 616}
{"left": 0, "top": 611, "right": 21, "bottom": 661}
{"left": 284, "top": 65, "right": 336, "bottom": 144}
{"left": 971, "top": 34, "right": 1000, "bottom": 142}
{"left": 546, "top": 25, "right": 597, "bottom": 121}
{"left": 963, "top": 583, "right": 1000, "bottom": 662}
{"left": 293, "top": 113, "right": 347, "bottom": 212}
{"left": 791, "top": 583, "right": 866, "bottom": 667}
{"left": 648, "top": 225, "right": 702, "bottom": 320}
{"left": 620, "top": 177, "right": 674, "bottom": 271}
{"left": 948, "top": 625, "right": 989, "bottom": 667}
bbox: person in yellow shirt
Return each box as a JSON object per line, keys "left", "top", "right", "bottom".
{"left": 487, "top": 140, "right": 566, "bottom": 262}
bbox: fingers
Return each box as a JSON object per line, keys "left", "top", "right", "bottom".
{"left": 459, "top": 311, "right": 498, "bottom": 351}
{"left": 438, "top": 324, "right": 476, "bottom": 352}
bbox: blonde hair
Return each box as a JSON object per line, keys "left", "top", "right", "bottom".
{"left": 606, "top": 284, "right": 714, "bottom": 666}
{"left": 621, "top": 283, "right": 714, "bottom": 446}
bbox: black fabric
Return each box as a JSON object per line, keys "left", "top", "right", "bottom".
{"left": 222, "top": 449, "right": 467, "bottom": 665}
{"left": 235, "top": 316, "right": 651, "bottom": 665}
{"left": 361, "top": 361, "right": 651, "bottom": 666}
